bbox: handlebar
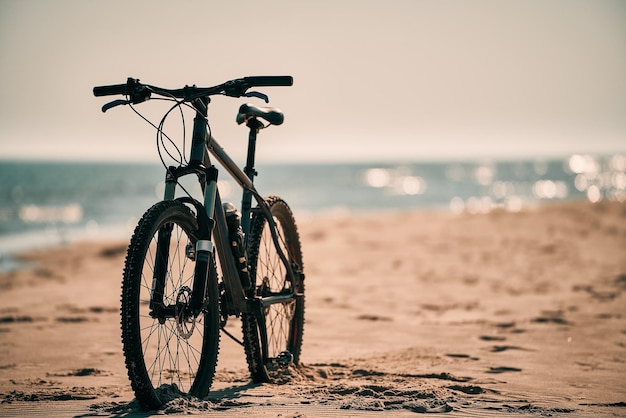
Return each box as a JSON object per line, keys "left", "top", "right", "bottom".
{"left": 93, "top": 76, "right": 293, "bottom": 99}
{"left": 242, "top": 76, "right": 293, "bottom": 87}
{"left": 93, "top": 83, "right": 128, "bottom": 97}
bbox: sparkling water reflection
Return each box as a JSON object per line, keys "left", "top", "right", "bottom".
{"left": 0, "top": 154, "right": 624, "bottom": 259}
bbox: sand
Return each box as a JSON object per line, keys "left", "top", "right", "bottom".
{"left": 0, "top": 200, "right": 625, "bottom": 417}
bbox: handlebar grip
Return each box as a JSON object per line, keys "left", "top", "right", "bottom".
{"left": 93, "top": 84, "right": 128, "bottom": 97}
{"left": 244, "top": 76, "right": 293, "bottom": 87}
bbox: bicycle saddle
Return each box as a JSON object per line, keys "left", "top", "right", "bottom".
{"left": 236, "top": 103, "right": 284, "bottom": 126}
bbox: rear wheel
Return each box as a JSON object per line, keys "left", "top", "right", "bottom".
{"left": 121, "top": 200, "right": 220, "bottom": 410}
{"left": 242, "top": 196, "right": 304, "bottom": 382}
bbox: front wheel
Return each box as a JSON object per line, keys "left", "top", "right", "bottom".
{"left": 242, "top": 196, "right": 304, "bottom": 382}
{"left": 121, "top": 200, "right": 220, "bottom": 410}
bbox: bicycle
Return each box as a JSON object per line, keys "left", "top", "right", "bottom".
{"left": 93, "top": 76, "right": 304, "bottom": 410}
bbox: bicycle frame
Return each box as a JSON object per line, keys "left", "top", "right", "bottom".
{"left": 155, "top": 97, "right": 298, "bottom": 317}
{"left": 97, "top": 76, "right": 302, "bottom": 406}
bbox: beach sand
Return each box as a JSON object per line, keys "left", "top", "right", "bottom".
{"left": 0, "top": 200, "right": 625, "bottom": 417}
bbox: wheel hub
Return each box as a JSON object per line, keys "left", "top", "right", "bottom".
{"left": 175, "top": 286, "right": 196, "bottom": 339}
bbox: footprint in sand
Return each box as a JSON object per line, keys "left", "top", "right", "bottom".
{"left": 492, "top": 322, "right": 526, "bottom": 334}
{"left": 531, "top": 316, "right": 571, "bottom": 326}
{"left": 57, "top": 304, "right": 117, "bottom": 315}
{"left": 47, "top": 368, "right": 106, "bottom": 377}
{"left": 55, "top": 316, "right": 92, "bottom": 323}
{"left": 71, "top": 368, "right": 104, "bottom": 377}
{"left": 480, "top": 335, "right": 506, "bottom": 342}
{"left": 356, "top": 314, "right": 393, "bottom": 322}
{"left": 447, "top": 384, "right": 485, "bottom": 395}
{"left": 0, "top": 315, "right": 35, "bottom": 323}
{"left": 88, "top": 306, "right": 118, "bottom": 314}
{"left": 445, "top": 353, "right": 480, "bottom": 361}
{"left": 490, "top": 345, "right": 532, "bottom": 353}
{"left": 495, "top": 322, "right": 516, "bottom": 329}
{"left": 486, "top": 366, "right": 522, "bottom": 374}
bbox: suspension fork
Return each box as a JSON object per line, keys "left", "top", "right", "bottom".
{"left": 148, "top": 164, "right": 217, "bottom": 318}
{"left": 188, "top": 164, "right": 218, "bottom": 316}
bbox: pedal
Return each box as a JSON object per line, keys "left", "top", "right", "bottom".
{"left": 274, "top": 351, "right": 293, "bottom": 369}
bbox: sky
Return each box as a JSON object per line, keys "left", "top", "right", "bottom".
{"left": 0, "top": 0, "right": 625, "bottom": 163}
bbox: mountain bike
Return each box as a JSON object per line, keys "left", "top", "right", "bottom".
{"left": 93, "top": 76, "right": 304, "bottom": 411}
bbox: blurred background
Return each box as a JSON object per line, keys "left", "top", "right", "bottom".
{"left": 1, "top": 0, "right": 625, "bottom": 260}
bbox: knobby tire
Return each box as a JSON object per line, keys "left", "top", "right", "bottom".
{"left": 121, "top": 200, "right": 220, "bottom": 410}
{"left": 242, "top": 196, "right": 304, "bottom": 382}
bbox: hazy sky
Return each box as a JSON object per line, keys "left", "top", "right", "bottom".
{"left": 1, "top": 0, "right": 625, "bottom": 163}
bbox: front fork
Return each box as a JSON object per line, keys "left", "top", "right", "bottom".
{"left": 188, "top": 165, "right": 219, "bottom": 316}
{"left": 150, "top": 165, "right": 218, "bottom": 320}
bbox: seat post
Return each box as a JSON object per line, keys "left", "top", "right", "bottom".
{"left": 244, "top": 118, "right": 264, "bottom": 182}
{"left": 241, "top": 117, "right": 264, "bottom": 237}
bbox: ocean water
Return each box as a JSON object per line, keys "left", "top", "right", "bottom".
{"left": 1, "top": 155, "right": 625, "bottom": 267}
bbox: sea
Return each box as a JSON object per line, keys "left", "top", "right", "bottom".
{"left": 1, "top": 155, "right": 625, "bottom": 271}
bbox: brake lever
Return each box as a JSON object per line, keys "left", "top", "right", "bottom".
{"left": 245, "top": 91, "right": 269, "bottom": 103}
{"left": 102, "top": 99, "right": 130, "bottom": 113}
